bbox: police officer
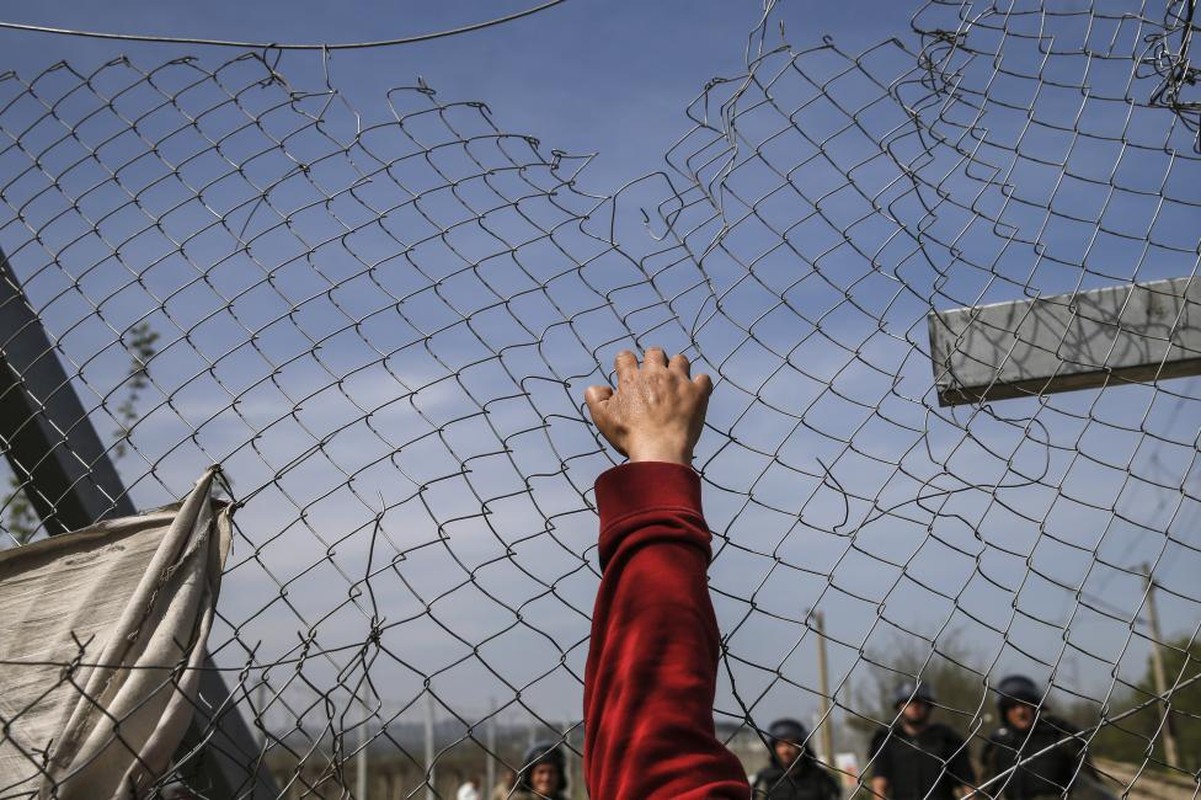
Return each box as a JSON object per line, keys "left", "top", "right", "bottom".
{"left": 868, "top": 681, "right": 974, "bottom": 800}
{"left": 752, "top": 718, "right": 841, "bottom": 799}
{"left": 507, "top": 742, "right": 570, "bottom": 800}
{"left": 981, "top": 675, "right": 1103, "bottom": 799}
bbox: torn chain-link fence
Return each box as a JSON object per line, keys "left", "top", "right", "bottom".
{"left": 1, "top": 0, "right": 1199, "bottom": 798}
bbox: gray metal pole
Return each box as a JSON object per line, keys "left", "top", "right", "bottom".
{"left": 357, "top": 694, "right": 369, "bottom": 799}
{"left": 258, "top": 681, "right": 270, "bottom": 750}
{"left": 1144, "top": 567, "right": 1181, "bottom": 769}
{"left": 425, "top": 692, "right": 437, "bottom": 800}
{"left": 562, "top": 731, "right": 575, "bottom": 800}
{"left": 0, "top": 247, "right": 278, "bottom": 797}
{"left": 485, "top": 698, "right": 497, "bottom": 800}
{"left": 813, "top": 610, "right": 834, "bottom": 764}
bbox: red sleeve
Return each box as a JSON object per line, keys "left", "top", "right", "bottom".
{"left": 583, "top": 462, "right": 750, "bottom": 800}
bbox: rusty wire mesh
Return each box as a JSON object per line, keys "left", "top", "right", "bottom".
{"left": 1, "top": 0, "right": 1199, "bottom": 798}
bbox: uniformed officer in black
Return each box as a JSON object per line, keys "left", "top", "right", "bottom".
{"left": 868, "top": 681, "right": 974, "bottom": 800}
{"left": 981, "top": 675, "right": 1103, "bottom": 799}
{"left": 752, "top": 718, "right": 841, "bottom": 800}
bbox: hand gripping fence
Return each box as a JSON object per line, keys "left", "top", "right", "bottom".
{"left": 0, "top": 1, "right": 1199, "bottom": 798}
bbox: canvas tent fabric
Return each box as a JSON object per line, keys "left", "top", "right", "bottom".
{"left": 0, "top": 466, "right": 231, "bottom": 799}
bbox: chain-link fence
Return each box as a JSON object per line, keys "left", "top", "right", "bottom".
{"left": 1, "top": 0, "right": 1199, "bottom": 797}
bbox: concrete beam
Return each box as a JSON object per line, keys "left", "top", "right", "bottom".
{"left": 0, "top": 248, "right": 278, "bottom": 797}
{"left": 928, "top": 276, "right": 1201, "bottom": 406}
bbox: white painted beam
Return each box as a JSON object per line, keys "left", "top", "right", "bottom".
{"left": 928, "top": 276, "right": 1201, "bottom": 406}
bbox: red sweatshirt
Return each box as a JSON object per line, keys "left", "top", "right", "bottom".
{"left": 583, "top": 462, "right": 751, "bottom": 799}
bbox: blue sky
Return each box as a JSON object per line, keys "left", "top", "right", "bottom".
{"left": 2, "top": 0, "right": 1200, "bottom": 768}
{"left": 0, "top": 1, "right": 918, "bottom": 184}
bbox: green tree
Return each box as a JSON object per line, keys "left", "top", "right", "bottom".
{"left": 112, "top": 321, "right": 160, "bottom": 459}
{"left": 845, "top": 635, "right": 992, "bottom": 799}
{"left": 3, "top": 321, "right": 159, "bottom": 543}
{"left": 847, "top": 633, "right": 993, "bottom": 751}
{"left": 1077, "top": 636, "right": 1201, "bottom": 774}
{"left": 2, "top": 472, "right": 38, "bottom": 544}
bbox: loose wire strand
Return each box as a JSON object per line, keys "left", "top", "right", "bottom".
{"left": 0, "top": 0, "right": 569, "bottom": 50}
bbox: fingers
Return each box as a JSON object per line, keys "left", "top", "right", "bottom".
{"left": 643, "top": 347, "right": 669, "bottom": 368}
{"left": 584, "top": 383, "right": 626, "bottom": 457}
{"left": 586, "top": 346, "right": 712, "bottom": 464}
{"left": 669, "top": 352, "right": 712, "bottom": 396}
{"left": 584, "top": 385, "right": 613, "bottom": 417}
{"left": 599, "top": 348, "right": 710, "bottom": 396}
{"left": 613, "top": 350, "right": 638, "bottom": 383}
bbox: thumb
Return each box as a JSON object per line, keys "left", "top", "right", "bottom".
{"left": 584, "top": 385, "right": 613, "bottom": 420}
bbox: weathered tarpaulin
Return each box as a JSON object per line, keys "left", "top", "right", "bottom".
{"left": 0, "top": 467, "right": 230, "bottom": 798}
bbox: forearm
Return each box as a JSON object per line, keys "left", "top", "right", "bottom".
{"left": 871, "top": 776, "right": 890, "bottom": 798}
{"left": 583, "top": 462, "right": 748, "bottom": 800}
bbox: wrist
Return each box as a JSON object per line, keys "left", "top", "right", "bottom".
{"left": 625, "top": 439, "right": 692, "bottom": 465}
